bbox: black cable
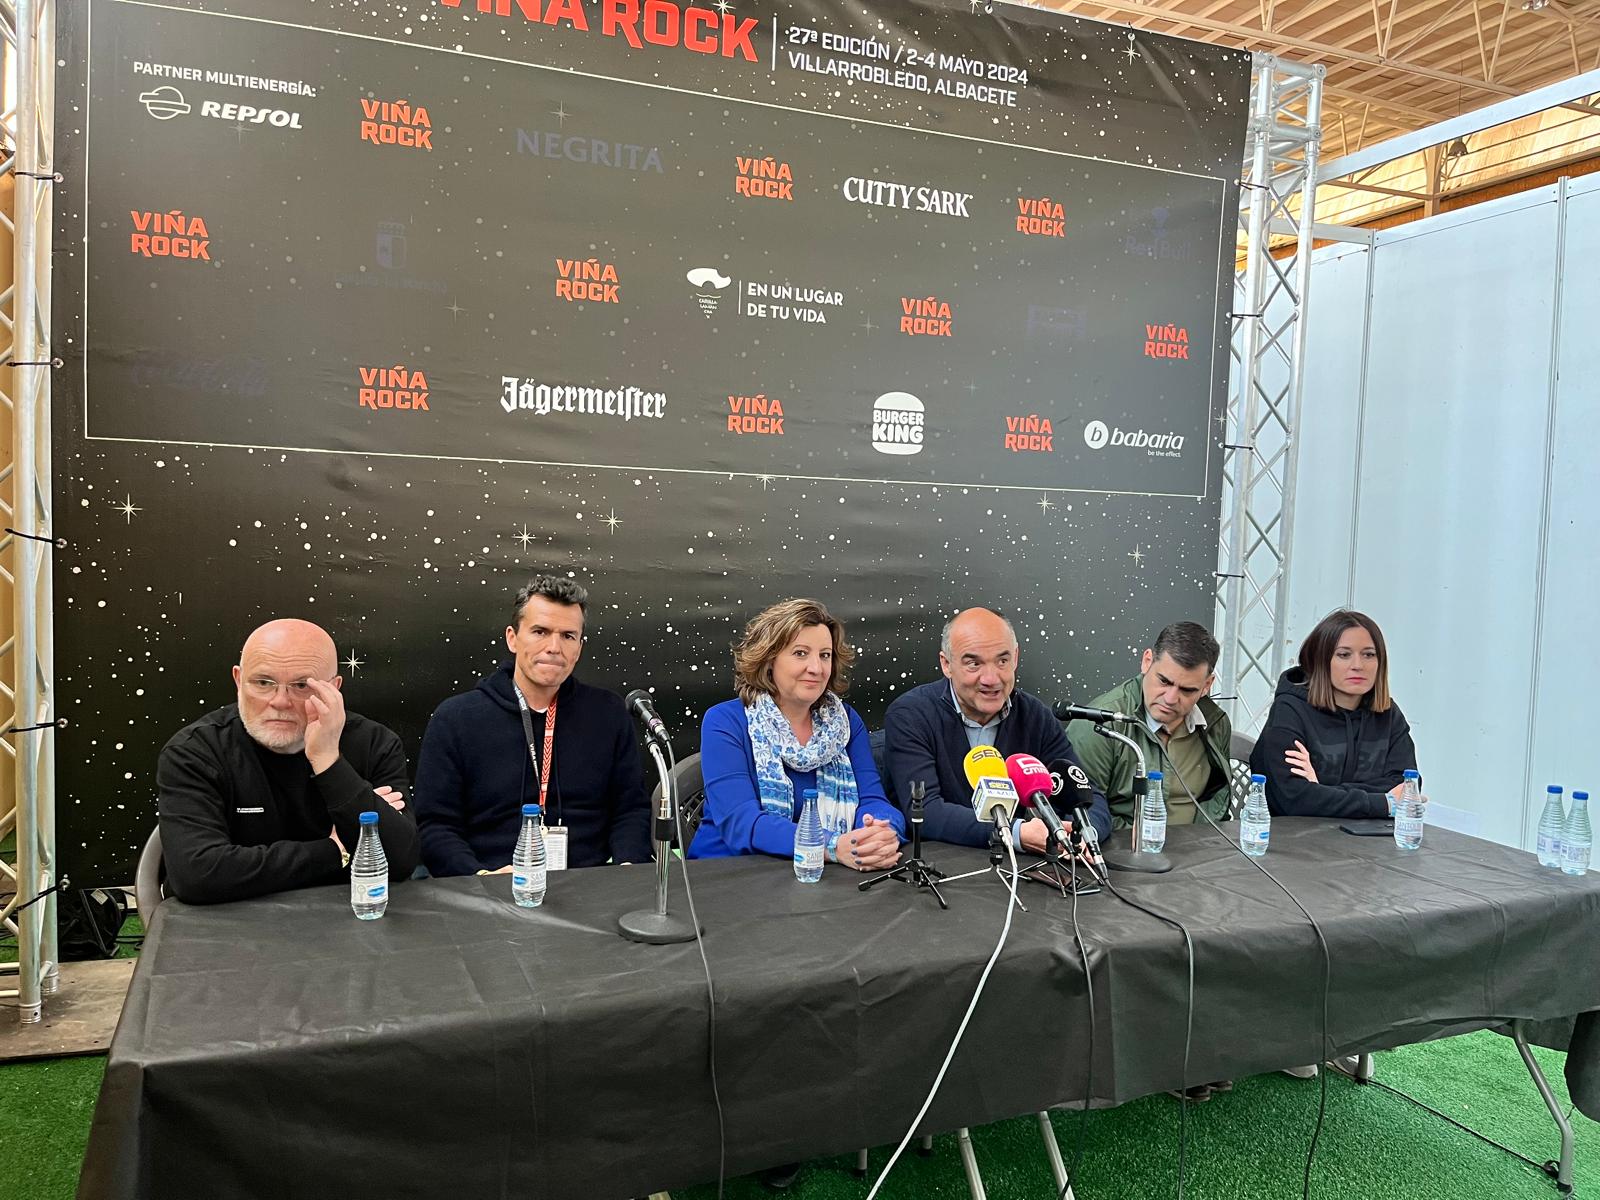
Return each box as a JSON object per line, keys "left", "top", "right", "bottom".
{"left": 1367, "top": 1078, "right": 1552, "bottom": 1173}
{"left": 1158, "top": 740, "right": 1333, "bottom": 1200}
{"left": 665, "top": 739, "right": 726, "bottom": 1200}
{"left": 1099, "top": 874, "right": 1197, "bottom": 1200}
{"left": 1059, "top": 852, "right": 1095, "bottom": 1200}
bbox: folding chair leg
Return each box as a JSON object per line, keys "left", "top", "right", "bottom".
{"left": 918, "top": 1133, "right": 934, "bottom": 1156}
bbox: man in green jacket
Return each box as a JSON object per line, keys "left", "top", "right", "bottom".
{"left": 1068, "top": 621, "right": 1235, "bottom": 829}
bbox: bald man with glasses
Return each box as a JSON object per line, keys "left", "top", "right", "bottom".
{"left": 157, "top": 618, "right": 419, "bottom": 904}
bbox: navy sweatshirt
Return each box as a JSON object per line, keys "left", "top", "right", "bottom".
{"left": 414, "top": 664, "right": 652, "bottom": 874}
{"left": 882, "top": 679, "right": 1111, "bottom": 846}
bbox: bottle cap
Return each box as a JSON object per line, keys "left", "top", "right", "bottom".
{"left": 1250, "top": 773, "right": 1266, "bottom": 784}
{"left": 1148, "top": 771, "right": 1163, "bottom": 781}
{"left": 359, "top": 811, "right": 379, "bottom": 826}
{"left": 1574, "top": 791, "right": 1589, "bottom": 801}
{"left": 803, "top": 788, "right": 818, "bottom": 800}
{"left": 522, "top": 803, "right": 541, "bottom": 816}
{"left": 1548, "top": 785, "right": 1564, "bottom": 794}
{"left": 1403, "top": 770, "right": 1420, "bottom": 780}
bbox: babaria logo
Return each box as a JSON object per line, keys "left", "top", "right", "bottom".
{"left": 139, "top": 86, "right": 190, "bottom": 120}
{"left": 871, "top": 392, "right": 925, "bottom": 455}
{"left": 1083, "top": 418, "right": 1184, "bottom": 458}
{"left": 687, "top": 267, "right": 731, "bottom": 317}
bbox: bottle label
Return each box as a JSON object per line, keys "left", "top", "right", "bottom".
{"left": 1241, "top": 821, "right": 1269, "bottom": 845}
{"left": 1396, "top": 816, "right": 1424, "bottom": 839}
{"left": 794, "top": 845, "right": 823, "bottom": 871}
{"left": 352, "top": 878, "right": 387, "bottom": 905}
{"left": 515, "top": 867, "right": 547, "bottom": 892}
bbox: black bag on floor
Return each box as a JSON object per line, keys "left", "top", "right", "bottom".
{"left": 57, "top": 884, "right": 129, "bottom": 961}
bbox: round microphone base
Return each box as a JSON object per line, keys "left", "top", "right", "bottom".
{"left": 1101, "top": 849, "right": 1175, "bottom": 874}
{"left": 618, "top": 909, "right": 701, "bottom": 944}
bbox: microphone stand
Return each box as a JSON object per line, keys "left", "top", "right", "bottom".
{"left": 1092, "top": 724, "right": 1173, "bottom": 875}
{"left": 860, "top": 784, "right": 949, "bottom": 909}
{"left": 618, "top": 738, "right": 702, "bottom": 944}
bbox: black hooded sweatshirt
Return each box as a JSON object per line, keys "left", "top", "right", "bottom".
{"left": 1249, "top": 668, "right": 1418, "bottom": 818}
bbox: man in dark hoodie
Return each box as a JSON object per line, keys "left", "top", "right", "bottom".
{"left": 414, "top": 576, "right": 652, "bottom": 874}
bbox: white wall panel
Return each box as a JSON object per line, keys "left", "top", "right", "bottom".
{"left": 1524, "top": 174, "right": 1600, "bottom": 842}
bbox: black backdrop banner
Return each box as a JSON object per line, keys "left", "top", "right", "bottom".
{"left": 54, "top": 0, "right": 1249, "bottom": 882}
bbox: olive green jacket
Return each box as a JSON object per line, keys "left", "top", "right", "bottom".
{"left": 1065, "top": 676, "right": 1234, "bottom": 829}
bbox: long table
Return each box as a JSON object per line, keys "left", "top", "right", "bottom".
{"left": 78, "top": 820, "right": 1600, "bottom": 1199}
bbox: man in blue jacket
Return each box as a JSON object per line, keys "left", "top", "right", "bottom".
{"left": 883, "top": 608, "right": 1110, "bottom": 849}
{"left": 414, "top": 576, "right": 652, "bottom": 875}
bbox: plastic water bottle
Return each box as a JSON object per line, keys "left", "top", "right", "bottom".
{"left": 1240, "top": 774, "right": 1271, "bottom": 857}
{"left": 350, "top": 811, "right": 389, "bottom": 920}
{"left": 1536, "top": 786, "right": 1566, "bottom": 868}
{"left": 1561, "top": 791, "right": 1591, "bottom": 877}
{"left": 512, "top": 802, "right": 548, "bottom": 907}
{"left": 794, "top": 788, "right": 825, "bottom": 883}
{"left": 1393, "top": 770, "right": 1425, "bottom": 851}
{"left": 1140, "top": 772, "right": 1168, "bottom": 854}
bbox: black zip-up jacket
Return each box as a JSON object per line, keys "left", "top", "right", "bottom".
{"left": 157, "top": 705, "right": 417, "bottom": 905}
{"left": 1249, "top": 668, "right": 1418, "bottom": 818}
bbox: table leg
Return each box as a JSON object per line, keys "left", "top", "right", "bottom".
{"left": 955, "top": 1127, "right": 986, "bottom": 1200}
{"left": 1512, "top": 1019, "right": 1575, "bottom": 1195}
{"left": 1038, "top": 1111, "right": 1073, "bottom": 1199}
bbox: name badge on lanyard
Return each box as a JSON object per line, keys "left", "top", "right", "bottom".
{"left": 515, "top": 685, "right": 568, "bottom": 871}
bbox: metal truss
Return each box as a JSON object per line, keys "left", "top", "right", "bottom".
{"left": 1215, "top": 54, "right": 1323, "bottom": 735}
{"left": 0, "top": 0, "right": 57, "bottom": 1025}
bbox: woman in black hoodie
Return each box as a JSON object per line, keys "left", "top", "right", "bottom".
{"left": 1250, "top": 610, "right": 1418, "bottom": 818}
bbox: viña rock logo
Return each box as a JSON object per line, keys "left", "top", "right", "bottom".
{"left": 361, "top": 99, "right": 433, "bottom": 149}
{"left": 727, "top": 394, "right": 784, "bottom": 435}
{"left": 359, "top": 365, "right": 430, "bottom": 412}
{"left": 556, "top": 258, "right": 621, "bottom": 304}
{"left": 735, "top": 155, "right": 794, "bottom": 201}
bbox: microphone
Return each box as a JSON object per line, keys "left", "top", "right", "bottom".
{"left": 963, "top": 745, "right": 1018, "bottom": 844}
{"left": 1072, "top": 808, "right": 1111, "bottom": 882}
{"left": 1052, "top": 701, "right": 1133, "bottom": 724}
{"left": 624, "top": 689, "right": 671, "bottom": 745}
{"left": 1006, "top": 753, "right": 1071, "bottom": 854}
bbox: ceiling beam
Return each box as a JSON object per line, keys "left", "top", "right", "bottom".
{"left": 1317, "top": 63, "right": 1600, "bottom": 180}
{"left": 1043, "top": 0, "right": 1550, "bottom": 98}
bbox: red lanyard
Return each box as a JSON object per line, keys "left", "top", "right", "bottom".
{"left": 515, "top": 687, "right": 558, "bottom": 816}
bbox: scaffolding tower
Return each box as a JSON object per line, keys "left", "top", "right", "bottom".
{"left": 1216, "top": 53, "right": 1323, "bottom": 734}
{"left": 0, "top": 0, "right": 58, "bottom": 1025}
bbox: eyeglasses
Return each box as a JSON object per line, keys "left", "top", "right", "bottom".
{"left": 241, "top": 677, "right": 328, "bottom": 699}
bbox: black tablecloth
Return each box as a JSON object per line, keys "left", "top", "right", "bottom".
{"left": 78, "top": 820, "right": 1600, "bottom": 1200}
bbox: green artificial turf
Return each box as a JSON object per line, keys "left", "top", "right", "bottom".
{"left": 1, "top": 958, "right": 1593, "bottom": 1200}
